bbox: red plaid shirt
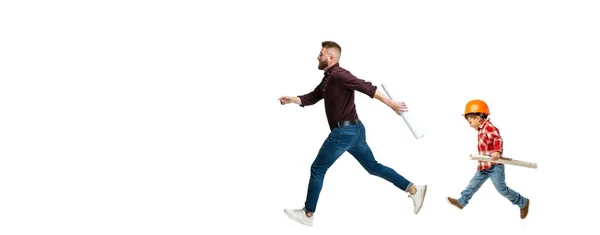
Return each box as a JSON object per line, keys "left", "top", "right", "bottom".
{"left": 477, "top": 119, "right": 503, "bottom": 171}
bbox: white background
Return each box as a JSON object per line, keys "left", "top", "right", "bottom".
{"left": 1, "top": 0, "right": 599, "bottom": 234}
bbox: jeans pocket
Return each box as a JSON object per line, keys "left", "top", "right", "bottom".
{"left": 336, "top": 126, "right": 357, "bottom": 150}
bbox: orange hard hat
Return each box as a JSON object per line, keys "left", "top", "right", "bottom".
{"left": 463, "top": 99, "right": 490, "bottom": 116}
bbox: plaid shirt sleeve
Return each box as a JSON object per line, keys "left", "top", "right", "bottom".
{"left": 477, "top": 121, "right": 504, "bottom": 170}
{"left": 484, "top": 124, "right": 503, "bottom": 153}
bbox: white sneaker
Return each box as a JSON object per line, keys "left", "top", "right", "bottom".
{"left": 408, "top": 185, "right": 427, "bottom": 214}
{"left": 284, "top": 208, "right": 313, "bottom": 226}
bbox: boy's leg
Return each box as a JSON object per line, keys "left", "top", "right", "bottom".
{"left": 457, "top": 170, "right": 489, "bottom": 207}
{"left": 488, "top": 164, "right": 528, "bottom": 208}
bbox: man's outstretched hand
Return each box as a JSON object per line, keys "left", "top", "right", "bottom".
{"left": 278, "top": 96, "right": 300, "bottom": 105}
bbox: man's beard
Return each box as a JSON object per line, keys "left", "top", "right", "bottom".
{"left": 318, "top": 59, "right": 328, "bottom": 70}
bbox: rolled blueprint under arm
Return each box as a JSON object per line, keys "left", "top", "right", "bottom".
{"left": 470, "top": 154, "right": 538, "bottom": 169}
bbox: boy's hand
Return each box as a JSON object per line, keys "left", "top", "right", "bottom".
{"left": 491, "top": 152, "right": 501, "bottom": 161}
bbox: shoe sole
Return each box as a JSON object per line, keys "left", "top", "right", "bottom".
{"left": 283, "top": 210, "right": 313, "bottom": 226}
{"left": 415, "top": 185, "right": 427, "bottom": 215}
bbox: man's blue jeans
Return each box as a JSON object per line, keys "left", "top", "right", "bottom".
{"left": 304, "top": 122, "right": 412, "bottom": 213}
{"left": 458, "top": 164, "right": 528, "bottom": 208}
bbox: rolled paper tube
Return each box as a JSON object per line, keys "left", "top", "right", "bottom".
{"left": 380, "top": 83, "right": 424, "bottom": 140}
{"left": 469, "top": 154, "right": 538, "bottom": 169}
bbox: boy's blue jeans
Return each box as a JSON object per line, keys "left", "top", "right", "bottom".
{"left": 304, "top": 122, "right": 412, "bottom": 213}
{"left": 458, "top": 164, "right": 528, "bottom": 208}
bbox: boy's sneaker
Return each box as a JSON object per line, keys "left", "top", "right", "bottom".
{"left": 408, "top": 185, "right": 427, "bottom": 214}
{"left": 283, "top": 208, "right": 313, "bottom": 226}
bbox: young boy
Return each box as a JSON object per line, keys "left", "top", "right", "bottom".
{"left": 447, "top": 99, "right": 530, "bottom": 219}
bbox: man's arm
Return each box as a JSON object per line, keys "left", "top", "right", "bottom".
{"left": 373, "top": 88, "right": 395, "bottom": 109}
{"left": 373, "top": 87, "right": 409, "bottom": 114}
{"left": 335, "top": 71, "right": 408, "bottom": 114}
{"left": 336, "top": 70, "right": 378, "bottom": 98}
{"left": 278, "top": 96, "right": 302, "bottom": 105}
{"left": 279, "top": 84, "right": 323, "bottom": 106}
{"left": 297, "top": 84, "right": 323, "bottom": 107}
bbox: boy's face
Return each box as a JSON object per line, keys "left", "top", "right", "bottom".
{"left": 466, "top": 116, "right": 483, "bottom": 130}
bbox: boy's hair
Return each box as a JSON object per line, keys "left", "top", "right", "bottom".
{"left": 465, "top": 112, "right": 488, "bottom": 120}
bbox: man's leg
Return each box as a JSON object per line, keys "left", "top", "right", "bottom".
{"left": 304, "top": 129, "right": 352, "bottom": 213}
{"left": 455, "top": 170, "right": 489, "bottom": 208}
{"left": 284, "top": 130, "right": 349, "bottom": 226}
{"left": 488, "top": 164, "right": 529, "bottom": 218}
{"left": 347, "top": 126, "right": 411, "bottom": 191}
{"left": 347, "top": 123, "right": 426, "bottom": 214}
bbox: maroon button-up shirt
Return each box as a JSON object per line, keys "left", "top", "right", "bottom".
{"left": 298, "top": 63, "right": 377, "bottom": 129}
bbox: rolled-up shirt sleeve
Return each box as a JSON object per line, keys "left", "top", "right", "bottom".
{"left": 334, "top": 71, "right": 377, "bottom": 98}
{"left": 298, "top": 84, "right": 323, "bottom": 107}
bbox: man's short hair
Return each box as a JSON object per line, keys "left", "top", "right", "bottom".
{"left": 321, "top": 41, "right": 341, "bottom": 54}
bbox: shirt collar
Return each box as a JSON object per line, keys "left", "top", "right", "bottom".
{"left": 324, "top": 63, "right": 340, "bottom": 76}
{"left": 478, "top": 119, "right": 490, "bottom": 131}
